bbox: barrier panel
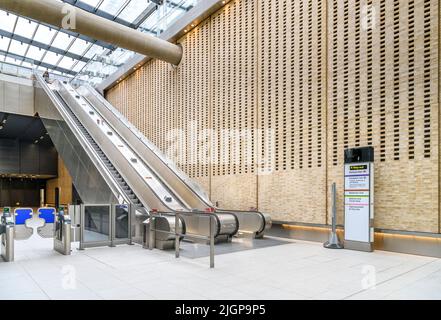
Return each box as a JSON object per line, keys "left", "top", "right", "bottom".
{"left": 14, "top": 208, "right": 33, "bottom": 240}
{"left": 79, "top": 204, "right": 132, "bottom": 250}
{"left": 37, "top": 207, "right": 56, "bottom": 238}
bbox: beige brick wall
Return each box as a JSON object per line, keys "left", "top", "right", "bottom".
{"left": 107, "top": 0, "right": 440, "bottom": 233}
{"left": 46, "top": 157, "right": 72, "bottom": 207}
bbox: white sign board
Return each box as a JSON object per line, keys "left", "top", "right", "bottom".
{"left": 344, "top": 162, "right": 374, "bottom": 244}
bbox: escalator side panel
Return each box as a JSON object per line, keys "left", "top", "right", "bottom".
{"left": 39, "top": 101, "right": 119, "bottom": 204}
{"left": 57, "top": 83, "right": 182, "bottom": 212}
{"left": 79, "top": 86, "right": 212, "bottom": 210}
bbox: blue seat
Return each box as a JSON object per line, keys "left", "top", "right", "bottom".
{"left": 38, "top": 208, "right": 56, "bottom": 224}
{"left": 14, "top": 208, "right": 33, "bottom": 225}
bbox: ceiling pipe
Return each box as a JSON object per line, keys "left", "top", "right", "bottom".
{"left": 0, "top": 0, "right": 183, "bottom": 65}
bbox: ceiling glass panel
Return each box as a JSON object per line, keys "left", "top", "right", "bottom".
{"left": 117, "top": 1, "right": 150, "bottom": 23}
{"left": 33, "top": 25, "right": 57, "bottom": 43}
{"left": 8, "top": 39, "right": 28, "bottom": 57}
{"left": 81, "top": 0, "right": 102, "bottom": 8}
{"left": 98, "top": 0, "right": 127, "bottom": 17}
{"left": 68, "top": 38, "right": 90, "bottom": 56}
{"left": 58, "top": 56, "right": 75, "bottom": 69}
{"left": 42, "top": 51, "right": 61, "bottom": 66}
{"left": 51, "top": 31, "right": 74, "bottom": 51}
{"left": 0, "top": 0, "right": 199, "bottom": 85}
{"left": 26, "top": 45, "right": 45, "bottom": 61}
{"left": 0, "top": 37, "right": 11, "bottom": 52}
{"left": 14, "top": 17, "right": 38, "bottom": 39}
{"left": 0, "top": 11, "right": 17, "bottom": 33}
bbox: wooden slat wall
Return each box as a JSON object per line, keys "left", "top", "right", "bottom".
{"left": 107, "top": 0, "right": 440, "bottom": 233}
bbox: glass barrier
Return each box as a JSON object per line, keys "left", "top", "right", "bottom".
{"left": 79, "top": 204, "right": 132, "bottom": 249}
{"left": 83, "top": 205, "right": 111, "bottom": 243}
{"left": 114, "top": 204, "right": 130, "bottom": 240}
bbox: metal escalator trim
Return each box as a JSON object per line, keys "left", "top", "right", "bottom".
{"left": 57, "top": 81, "right": 184, "bottom": 213}
{"left": 78, "top": 92, "right": 191, "bottom": 211}
{"left": 80, "top": 85, "right": 212, "bottom": 209}
{"left": 217, "top": 208, "right": 267, "bottom": 235}
{"left": 34, "top": 74, "right": 131, "bottom": 207}
{"left": 80, "top": 86, "right": 198, "bottom": 208}
{"left": 53, "top": 91, "right": 132, "bottom": 206}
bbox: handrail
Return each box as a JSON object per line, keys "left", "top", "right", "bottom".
{"left": 215, "top": 208, "right": 270, "bottom": 236}
{"left": 149, "top": 210, "right": 216, "bottom": 268}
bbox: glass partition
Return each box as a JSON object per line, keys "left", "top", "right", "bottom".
{"left": 83, "top": 205, "right": 111, "bottom": 243}
{"left": 79, "top": 204, "right": 132, "bottom": 249}
{"left": 114, "top": 204, "right": 130, "bottom": 241}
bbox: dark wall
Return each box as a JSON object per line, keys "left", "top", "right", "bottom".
{"left": 0, "top": 138, "right": 57, "bottom": 176}
{"left": 0, "top": 178, "right": 46, "bottom": 207}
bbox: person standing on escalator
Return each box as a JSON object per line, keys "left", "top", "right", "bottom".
{"left": 43, "top": 70, "right": 50, "bottom": 83}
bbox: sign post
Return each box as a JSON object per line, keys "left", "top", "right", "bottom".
{"left": 344, "top": 147, "right": 374, "bottom": 252}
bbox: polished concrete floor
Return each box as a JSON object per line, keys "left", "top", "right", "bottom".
{"left": 1, "top": 225, "right": 441, "bottom": 300}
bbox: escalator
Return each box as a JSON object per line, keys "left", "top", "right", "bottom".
{"left": 35, "top": 73, "right": 270, "bottom": 247}
{"left": 78, "top": 84, "right": 271, "bottom": 238}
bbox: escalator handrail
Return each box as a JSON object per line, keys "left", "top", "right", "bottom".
{"left": 215, "top": 208, "right": 269, "bottom": 235}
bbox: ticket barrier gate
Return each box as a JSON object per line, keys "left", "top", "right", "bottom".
{"left": 1, "top": 208, "right": 14, "bottom": 262}
{"left": 53, "top": 208, "right": 72, "bottom": 255}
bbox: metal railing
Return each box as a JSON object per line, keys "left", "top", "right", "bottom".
{"left": 149, "top": 210, "right": 216, "bottom": 268}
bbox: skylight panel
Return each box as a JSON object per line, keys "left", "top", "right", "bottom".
{"left": 21, "top": 61, "right": 33, "bottom": 68}
{"left": 99, "top": 0, "right": 127, "bottom": 17}
{"left": 42, "top": 51, "right": 61, "bottom": 66}
{"left": 0, "top": 36, "right": 11, "bottom": 52}
{"left": 8, "top": 39, "right": 28, "bottom": 57}
{"left": 0, "top": 11, "right": 18, "bottom": 33}
{"left": 72, "top": 61, "right": 86, "bottom": 72}
{"left": 58, "top": 56, "right": 75, "bottom": 70}
{"left": 4, "top": 56, "right": 21, "bottom": 65}
{"left": 140, "top": 9, "right": 160, "bottom": 30}
{"left": 83, "top": 44, "right": 106, "bottom": 59}
{"left": 118, "top": 1, "right": 149, "bottom": 23}
{"left": 33, "top": 25, "right": 57, "bottom": 44}
{"left": 81, "top": 0, "right": 102, "bottom": 9}
{"left": 14, "top": 17, "right": 37, "bottom": 39}
{"left": 26, "top": 45, "right": 45, "bottom": 62}
{"left": 68, "top": 38, "right": 90, "bottom": 56}
{"left": 51, "top": 31, "right": 74, "bottom": 51}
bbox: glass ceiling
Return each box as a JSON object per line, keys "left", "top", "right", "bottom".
{"left": 0, "top": 0, "right": 198, "bottom": 85}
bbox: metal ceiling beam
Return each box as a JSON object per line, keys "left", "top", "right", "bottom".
{"left": 0, "top": 49, "right": 76, "bottom": 76}
{"left": 132, "top": 3, "right": 158, "bottom": 29}
{"left": 63, "top": 0, "right": 193, "bottom": 22}
{"left": 0, "top": 29, "right": 89, "bottom": 62}
{"left": 0, "top": 0, "right": 183, "bottom": 65}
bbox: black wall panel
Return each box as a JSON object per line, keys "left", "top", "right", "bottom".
{"left": 0, "top": 138, "right": 58, "bottom": 176}
{"left": 0, "top": 179, "right": 45, "bottom": 207}
{"left": 39, "top": 145, "right": 57, "bottom": 176}
{"left": 0, "top": 139, "right": 19, "bottom": 174}
{"left": 20, "top": 141, "right": 40, "bottom": 174}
